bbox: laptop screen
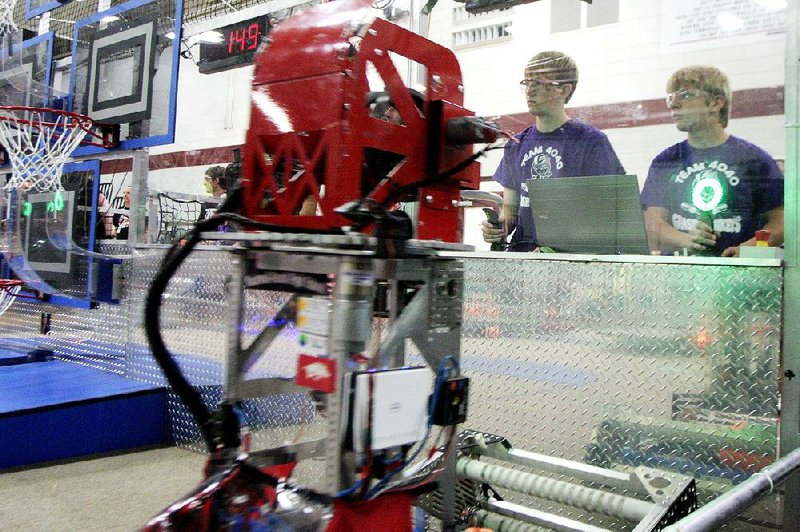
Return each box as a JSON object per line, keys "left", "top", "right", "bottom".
{"left": 525, "top": 175, "right": 650, "bottom": 255}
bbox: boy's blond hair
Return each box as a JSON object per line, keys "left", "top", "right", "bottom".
{"left": 667, "top": 66, "right": 732, "bottom": 127}
{"left": 525, "top": 51, "right": 578, "bottom": 103}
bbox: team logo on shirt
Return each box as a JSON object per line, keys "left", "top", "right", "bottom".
{"left": 520, "top": 146, "right": 564, "bottom": 179}
{"left": 671, "top": 162, "right": 742, "bottom": 234}
{"left": 672, "top": 160, "right": 740, "bottom": 187}
{"left": 529, "top": 154, "right": 553, "bottom": 179}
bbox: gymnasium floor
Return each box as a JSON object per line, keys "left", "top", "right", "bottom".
{"left": 0, "top": 446, "right": 206, "bottom": 531}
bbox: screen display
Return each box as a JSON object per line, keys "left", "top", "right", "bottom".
{"left": 96, "top": 46, "right": 142, "bottom": 104}
{"left": 25, "top": 191, "right": 75, "bottom": 274}
{"left": 199, "top": 16, "right": 269, "bottom": 73}
{"left": 87, "top": 19, "right": 155, "bottom": 123}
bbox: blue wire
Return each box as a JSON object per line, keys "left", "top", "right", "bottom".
{"left": 335, "top": 479, "right": 364, "bottom": 499}
{"left": 363, "top": 358, "right": 456, "bottom": 499}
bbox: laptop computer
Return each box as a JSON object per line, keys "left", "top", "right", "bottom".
{"left": 525, "top": 175, "right": 651, "bottom": 255}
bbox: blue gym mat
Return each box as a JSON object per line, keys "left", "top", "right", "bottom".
{"left": 0, "top": 360, "right": 161, "bottom": 415}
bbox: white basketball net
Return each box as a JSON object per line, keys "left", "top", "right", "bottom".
{"left": 0, "top": 107, "right": 92, "bottom": 193}
{"left": 0, "top": 0, "right": 17, "bottom": 36}
{"left": 0, "top": 282, "right": 20, "bottom": 316}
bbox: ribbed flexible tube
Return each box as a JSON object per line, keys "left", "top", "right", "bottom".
{"left": 457, "top": 457, "right": 654, "bottom": 522}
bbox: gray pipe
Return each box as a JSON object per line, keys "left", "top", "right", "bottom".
{"left": 664, "top": 446, "right": 800, "bottom": 531}
{"left": 457, "top": 457, "right": 654, "bottom": 522}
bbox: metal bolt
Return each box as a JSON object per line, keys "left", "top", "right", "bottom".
{"left": 368, "top": 29, "right": 377, "bottom": 36}
{"left": 374, "top": 49, "right": 383, "bottom": 56}
{"left": 425, "top": 195, "right": 434, "bottom": 204}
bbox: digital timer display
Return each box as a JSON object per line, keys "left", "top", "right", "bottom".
{"left": 227, "top": 22, "right": 260, "bottom": 54}
{"left": 198, "top": 15, "right": 270, "bottom": 74}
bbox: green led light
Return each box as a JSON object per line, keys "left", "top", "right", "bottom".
{"left": 22, "top": 202, "right": 32, "bottom": 217}
{"left": 54, "top": 191, "right": 64, "bottom": 212}
{"left": 45, "top": 192, "right": 65, "bottom": 214}
{"left": 691, "top": 176, "right": 723, "bottom": 212}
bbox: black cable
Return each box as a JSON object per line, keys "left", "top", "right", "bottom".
{"left": 145, "top": 216, "right": 220, "bottom": 452}
{"left": 392, "top": 143, "right": 496, "bottom": 197}
{"left": 145, "top": 188, "right": 345, "bottom": 453}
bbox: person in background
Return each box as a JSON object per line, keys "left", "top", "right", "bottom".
{"left": 200, "top": 165, "right": 233, "bottom": 222}
{"left": 641, "top": 66, "right": 783, "bottom": 257}
{"left": 481, "top": 51, "right": 625, "bottom": 251}
{"left": 204, "top": 166, "right": 228, "bottom": 199}
{"left": 113, "top": 186, "right": 131, "bottom": 239}
{"left": 97, "top": 192, "right": 114, "bottom": 238}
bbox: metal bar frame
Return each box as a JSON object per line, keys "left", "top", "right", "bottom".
{"left": 783, "top": 0, "right": 800, "bottom": 528}
{"left": 664, "top": 447, "right": 800, "bottom": 531}
{"left": 218, "top": 236, "right": 466, "bottom": 529}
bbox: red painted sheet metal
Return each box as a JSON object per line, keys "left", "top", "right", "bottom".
{"left": 241, "top": 0, "right": 479, "bottom": 242}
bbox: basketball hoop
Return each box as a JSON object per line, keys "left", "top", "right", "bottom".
{"left": 0, "top": 279, "right": 22, "bottom": 317}
{"left": 0, "top": 106, "right": 114, "bottom": 193}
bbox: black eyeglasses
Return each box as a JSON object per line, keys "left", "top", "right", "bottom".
{"left": 666, "top": 89, "right": 710, "bottom": 106}
{"left": 519, "top": 79, "right": 564, "bottom": 91}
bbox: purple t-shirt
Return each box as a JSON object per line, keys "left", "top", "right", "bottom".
{"left": 493, "top": 119, "right": 625, "bottom": 251}
{"left": 641, "top": 136, "right": 783, "bottom": 254}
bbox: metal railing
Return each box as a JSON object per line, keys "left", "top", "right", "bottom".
{"left": 664, "top": 447, "right": 800, "bottom": 531}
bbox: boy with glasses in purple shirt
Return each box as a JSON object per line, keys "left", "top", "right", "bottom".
{"left": 482, "top": 51, "right": 625, "bottom": 251}
{"left": 641, "top": 66, "right": 783, "bottom": 256}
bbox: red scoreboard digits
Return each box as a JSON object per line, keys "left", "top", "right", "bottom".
{"left": 199, "top": 16, "right": 270, "bottom": 74}
{"left": 227, "top": 23, "right": 260, "bottom": 54}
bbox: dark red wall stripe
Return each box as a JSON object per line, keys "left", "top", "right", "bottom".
{"left": 98, "top": 86, "right": 784, "bottom": 175}
{"left": 498, "top": 86, "right": 784, "bottom": 133}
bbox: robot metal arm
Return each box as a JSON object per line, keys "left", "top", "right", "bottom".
{"left": 241, "top": 0, "right": 499, "bottom": 242}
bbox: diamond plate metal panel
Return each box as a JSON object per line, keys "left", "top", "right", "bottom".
{"left": 458, "top": 257, "right": 781, "bottom": 529}
{"left": 125, "top": 247, "right": 316, "bottom": 455}
{"left": 0, "top": 250, "right": 783, "bottom": 529}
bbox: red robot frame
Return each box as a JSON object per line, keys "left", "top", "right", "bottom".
{"left": 241, "top": 0, "right": 481, "bottom": 242}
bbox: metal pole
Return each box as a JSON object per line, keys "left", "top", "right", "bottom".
{"left": 223, "top": 250, "right": 247, "bottom": 400}
{"left": 782, "top": 0, "right": 800, "bottom": 527}
{"left": 328, "top": 256, "right": 375, "bottom": 493}
{"left": 477, "top": 443, "right": 633, "bottom": 493}
{"left": 129, "top": 149, "right": 148, "bottom": 245}
{"left": 457, "top": 456, "right": 654, "bottom": 522}
{"left": 663, "top": 447, "right": 800, "bottom": 531}
{"left": 474, "top": 510, "right": 583, "bottom": 532}
{"left": 483, "top": 500, "right": 612, "bottom": 532}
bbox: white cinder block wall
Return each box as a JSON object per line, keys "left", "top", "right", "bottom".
{"left": 138, "top": 0, "right": 785, "bottom": 248}
{"left": 425, "top": 0, "right": 786, "bottom": 248}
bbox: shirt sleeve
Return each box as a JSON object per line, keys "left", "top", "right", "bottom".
{"left": 493, "top": 138, "right": 519, "bottom": 191}
{"left": 753, "top": 153, "right": 784, "bottom": 214}
{"left": 583, "top": 134, "right": 626, "bottom": 176}
{"left": 640, "top": 155, "right": 669, "bottom": 208}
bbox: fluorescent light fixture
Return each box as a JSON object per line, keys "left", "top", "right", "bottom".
{"left": 165, "top": 31, "right": 176, "bottom": 40}
{"left": 753, "top": 0, "right": 786, "bottom": 11}
{"left": 100, "top": 15, "right": 119, "bottom": 23}
{"left": 197, "top": 31, "right": 223, "bottom": 44}
{"left": 716, "top": 12, "right": 744, "bottom": 31}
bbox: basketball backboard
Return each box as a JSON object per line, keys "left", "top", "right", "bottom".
{"left": 0, "top": 160, "right": 115, "bottom": 307}
{"left": 68, "top": 0, "right": 182, "bottom": 155}
{"left": 0, "top": 31, "right": 54, "bottom": 109}
{"left": 24, "top": 0, "right": 74, "bottom": 19}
